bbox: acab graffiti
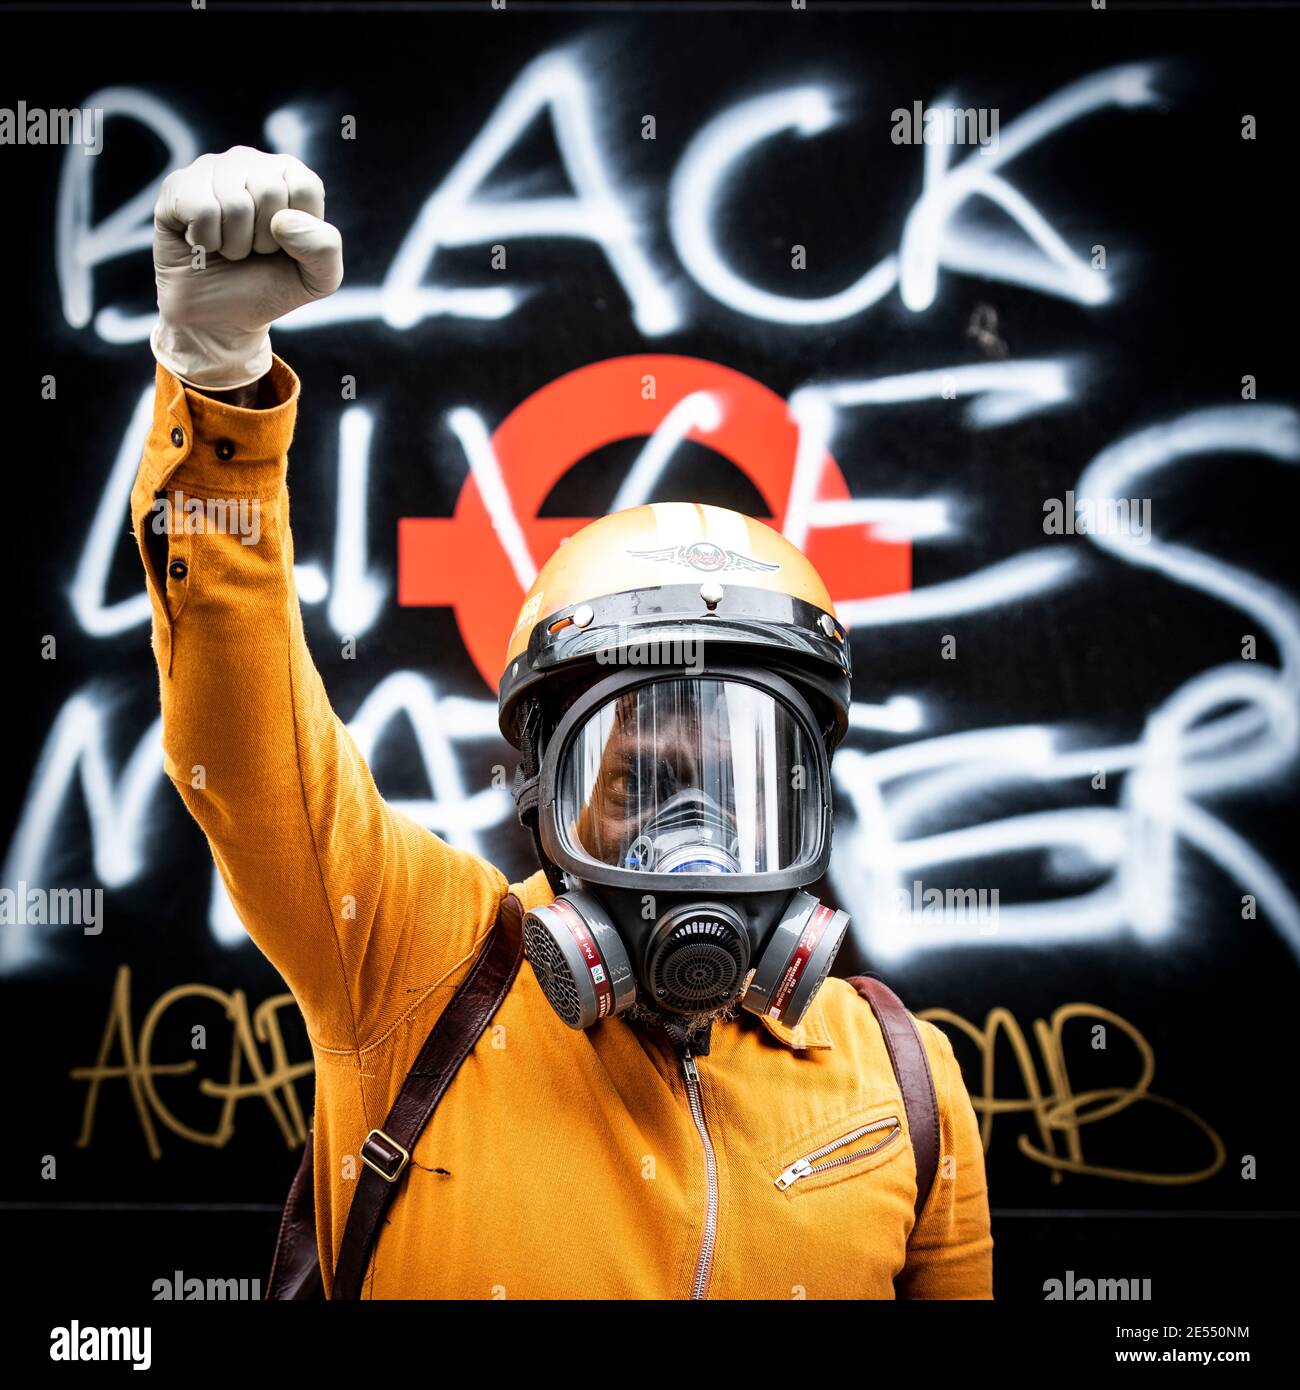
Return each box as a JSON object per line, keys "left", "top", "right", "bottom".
{"left": 69, "top": 965, "right": 1223, "bottom": 1189}
{"left": 919, "top": 1004, "right": 1226, "bottom": 1186}
{"left": 71, "top": 966, "right": 311, "bottom": 1160}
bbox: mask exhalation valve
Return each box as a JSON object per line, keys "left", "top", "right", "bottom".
{"left": 646, "top": 902, "right": 750, "bottom": 1015}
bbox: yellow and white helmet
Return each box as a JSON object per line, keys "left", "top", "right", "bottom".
{"left": 498, "top": 501, "right": 851, "bottom": 752}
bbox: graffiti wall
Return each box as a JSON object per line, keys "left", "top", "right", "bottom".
{"left": 2, "top": 4, "right": 1296, "bottom": 1304}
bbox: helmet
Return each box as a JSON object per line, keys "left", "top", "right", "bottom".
{"left": 499, "top": 502, "right": 851, "bottom": 749}
{"left": 498, "top": 502, "right": 852, "bottom": 1036}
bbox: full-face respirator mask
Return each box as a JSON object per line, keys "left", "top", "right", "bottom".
{"left": 518, "top": 668, "right": 849, "bottom": 1031}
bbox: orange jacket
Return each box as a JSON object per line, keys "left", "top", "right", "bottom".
{"left": 131, "top": 353, "right": 994, "bottom": 1299}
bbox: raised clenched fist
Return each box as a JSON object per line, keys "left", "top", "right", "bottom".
{"left": 150, "top": 146, "right": 344, "bottom": 390}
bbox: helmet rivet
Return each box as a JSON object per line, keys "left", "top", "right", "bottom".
{"left": 573, "top": 604, "right": 595, "bottom": 629}
{"left": 700, "top": 581, "right": 724, "bottom": 609}
{"left": 818, "top": 613, "right": 836, "bottom": 637}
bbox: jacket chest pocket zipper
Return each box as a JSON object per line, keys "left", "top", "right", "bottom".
{"left": 774, "top": 1115, "right": 901, "bottom": 1190}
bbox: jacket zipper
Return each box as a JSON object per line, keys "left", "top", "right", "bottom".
{"left": 773, "top": 1116, "right": 901, "bottom": 1190}
{"left": 680, "top": 1049, "right": 719, "bottom": 1301}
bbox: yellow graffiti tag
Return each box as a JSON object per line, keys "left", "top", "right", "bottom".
{"left": 918, "top": 1003, "right": 1225, "bottom": 1185}
{"left": 70, "top": 966, "right": 312, "bottom": 1159}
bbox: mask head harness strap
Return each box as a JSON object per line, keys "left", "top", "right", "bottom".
{"left": 512, "top": 695, "right": 566, "bottom": 895}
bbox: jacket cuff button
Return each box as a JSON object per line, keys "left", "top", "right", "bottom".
{"left": 168, "top": 560, "right": 189, "bottom": 580}
{"left": 215, "top": 439, "right": 236, "bottom": 461}
{"left": 170, "top": 427, "right": 185, "bottom": 448}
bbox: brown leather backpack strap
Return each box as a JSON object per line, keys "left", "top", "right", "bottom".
{"left": 266, "top": 1129, "right": 324, "bottom": 1300}
{"left": 329, "top": 893, "right": 526, "bottom": 1300}
{"left": 844, "top": 975, "right": 941, "bottom": 1227}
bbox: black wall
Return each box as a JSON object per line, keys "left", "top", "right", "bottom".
{"left": 1, "top": 2, "right": 1296, "bottom": 1306}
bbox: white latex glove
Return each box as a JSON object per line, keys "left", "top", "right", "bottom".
{"left": 150, "top": 146, "right": 343, "bottom": 390}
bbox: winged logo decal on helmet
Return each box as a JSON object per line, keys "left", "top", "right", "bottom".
{"left": 628, "top": 541, "right": 780, "bottom": 574}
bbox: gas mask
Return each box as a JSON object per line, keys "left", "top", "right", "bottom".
{"left": 522, "top": 667, "right": 850, "bottom": 1031}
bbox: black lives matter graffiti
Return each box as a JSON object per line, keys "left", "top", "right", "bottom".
{"left": 1, "top": 11, "right": 1295, "bottom": 1293}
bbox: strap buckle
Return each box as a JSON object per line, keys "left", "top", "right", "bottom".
{"left": 360, "top": 1128, "right": 411, "bottom": 1183}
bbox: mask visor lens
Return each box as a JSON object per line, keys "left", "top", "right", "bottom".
{"left": 557, "top": 677, "right": 822, "bottom": 875}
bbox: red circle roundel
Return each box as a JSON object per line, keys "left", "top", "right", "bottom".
{"left": 398, "top": 354, "right": 911, "bottom": 690}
